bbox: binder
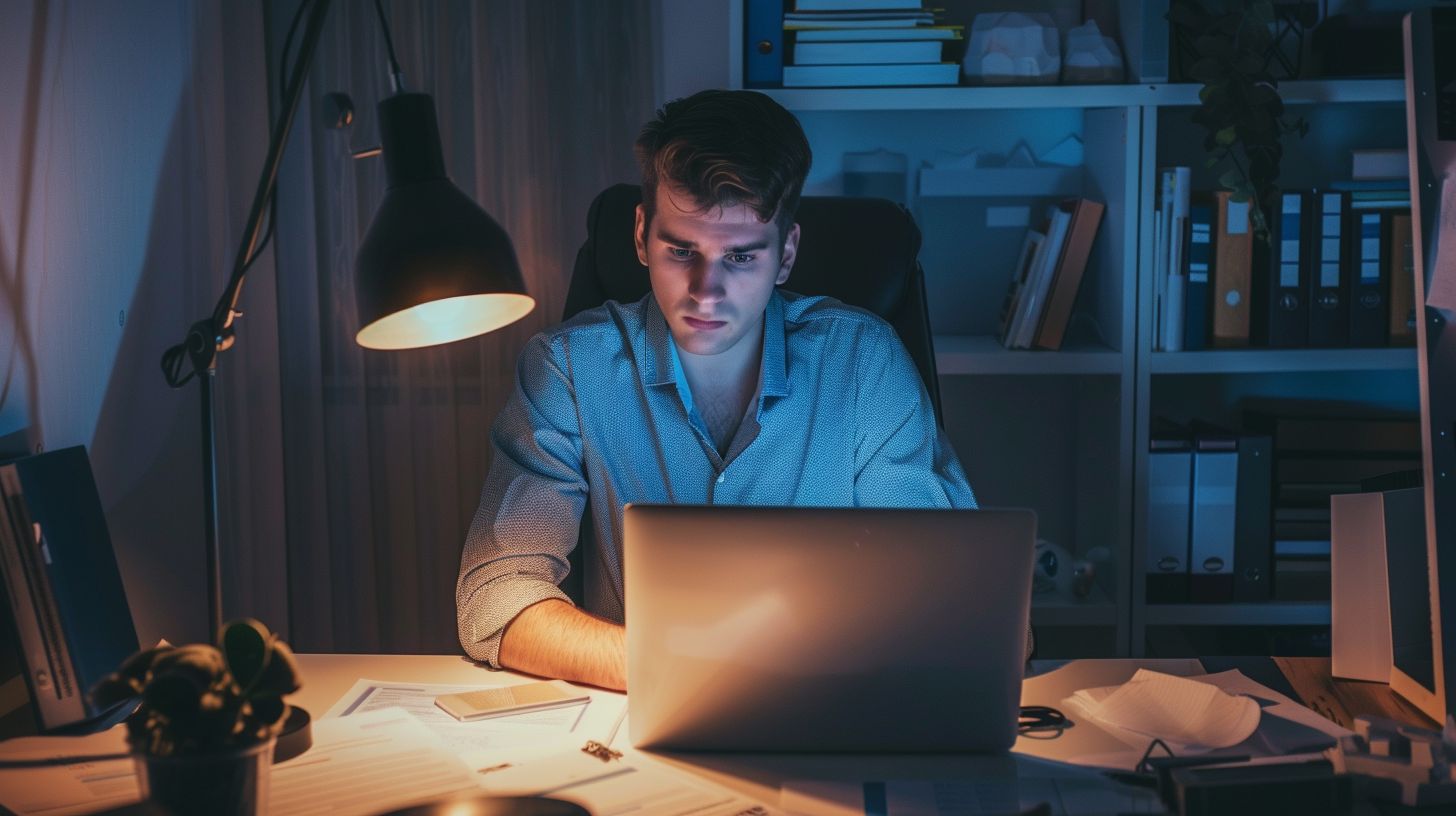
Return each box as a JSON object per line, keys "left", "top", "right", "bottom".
{"left": 0, "top": 448, "right": 137, "bottom": 733}
{"left": 1349, "top": 210, "right": 1390, "bottom": 347}
{"left": 1182, "top": 196, "right": 1214, "bottom": 351}
{"left": 744, "top": 0, "right": 785, "bottom": 87}
{"left": 1147, "top": 430, "right": 1193, "bottom": 604}
{"left": 1257, "top": 191, "right": 1311, "bottom": 347}
{"left": 1190, "top": 433, "right": 1238, "bottom": 602}
{"left": 1388, "top": 212, "right": 1416, "bottom": 345}
{"left": 1233, "top": 434, "right": 1273, "bottom": 602}
{"left": 1211, "top": 192, "right": 1253, "bottom": 347}
{"left": 1308, "top": 191, "right": 1351, "bottom": 347}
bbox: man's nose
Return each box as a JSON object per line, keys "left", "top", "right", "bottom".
{"left": 688, "top": 262, "right": 727, "bottom": 303}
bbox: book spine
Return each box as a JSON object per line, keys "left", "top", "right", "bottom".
{"left": 1308, "top": 191, "right": 1351, "bottom": 347}
{"left": 1233, "top": 435, "right": 1273, "bottom": 601}
{"left": 1349, "top": 210, "right": 1390, "bottom": 347}
{"left": 744, "top": 0, "right": 785, "bottom": 87}
{"left": 1183, "top": 199, "right": 1213, "bottom": 351}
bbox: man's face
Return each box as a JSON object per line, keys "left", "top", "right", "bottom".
{"left": 635, "top": 185, "right": 799, "bottom": 357}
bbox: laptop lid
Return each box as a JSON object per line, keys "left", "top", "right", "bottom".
{"left": 624, "top": 505, "right": 1035, "bottom": 752}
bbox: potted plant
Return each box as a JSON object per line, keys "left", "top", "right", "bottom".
{"left": 1169, "top": 0, "right": 1309, "bottom": 242}
{"left": 91, "top": 619, "right": 302, "bottom": 816}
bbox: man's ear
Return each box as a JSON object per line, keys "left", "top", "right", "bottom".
{"left": 634, "top": 204, "right": 649, "bottom": 267}
{"left": 776, "top": 223, "right": 801, "bottom": 286}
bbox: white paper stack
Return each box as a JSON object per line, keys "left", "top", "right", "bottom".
{"left": 1065, "top": 668, "right": 1261, "bottom": 751}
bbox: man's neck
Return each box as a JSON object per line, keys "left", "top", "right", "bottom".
{"left": 678, "top": 318, "right": 765, "bottom": 455}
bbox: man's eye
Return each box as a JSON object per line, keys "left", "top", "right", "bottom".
{"left": 728, "top": 254, "right": 754, "bottom": 265}
{"left": 669, "top": 247, "right": 695, "bottom": 260}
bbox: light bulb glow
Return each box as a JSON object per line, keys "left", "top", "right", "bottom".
{"left": 356, "top": 293, "right": 535, "bottom": 350}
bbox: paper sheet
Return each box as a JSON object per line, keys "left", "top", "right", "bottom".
{"left": 271, "top": 707, "right": 480, "bottom": 814}
{"left": 1065, "top": 669, "right": 1261, "bottom": 751}
{"left": 324, "top": 678, "right": 625, "bottom": 764}
{"left": 481, "top": 749, "right": 783, "bottom": 816}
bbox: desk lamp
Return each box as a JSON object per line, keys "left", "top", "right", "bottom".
{"left": 159, "top": 0, "right": 534, "bottom": 759}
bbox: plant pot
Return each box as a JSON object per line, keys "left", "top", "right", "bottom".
{"left": 135, "top": 738, "right": 275, "bottom": 816}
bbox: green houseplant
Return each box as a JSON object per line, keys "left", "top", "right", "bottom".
{"left": 1168, "top": 0, "right": 1309, "bottom": 242}
{"left": 91, "top": 619, "right": 302, "bottom": 816}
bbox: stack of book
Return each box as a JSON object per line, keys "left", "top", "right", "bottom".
{"left": 996, "top": 198, "right": 1105, "bottom": 350}
{"left": 1154, "top": 159, "right": 1415, "bottom": 351}
{"left": 1248, "top": 413, "right": 1422, "bottom": 602}
{"left": 781, "top": 0, "right": 963, "bottom": 87}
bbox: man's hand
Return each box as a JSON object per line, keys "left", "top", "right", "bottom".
{"left": 498, "top": 599, "right": 627, "bottom": 691}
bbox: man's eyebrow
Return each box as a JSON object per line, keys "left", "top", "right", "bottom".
{"left": 655, "top": 230, "right": 770, "bottom": 254}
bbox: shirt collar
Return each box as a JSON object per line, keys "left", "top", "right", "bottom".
{"left": 640, "top": 290, "right": 790, "bottom": 399}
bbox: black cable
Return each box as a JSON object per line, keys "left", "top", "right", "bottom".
{"left": 279, "top": 0, "right": 312, "bottom": 103}
{"left": 370, "top": 0, "right": 404, "bottom": 90}
{"left": 1018, "top": 705, "right": 1069, "bottom": 738}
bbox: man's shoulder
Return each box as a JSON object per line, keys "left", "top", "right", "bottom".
{"left": 780, "top": 290, "right": 896, "bottom": 338}
{"left": 534, "top": 296, "right": 649, "bottom": 351}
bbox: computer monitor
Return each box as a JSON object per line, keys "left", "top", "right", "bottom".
{"left": 1391, "top": 7, "right": 1456, "bottom": 725}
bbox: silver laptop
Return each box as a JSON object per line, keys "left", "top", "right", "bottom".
{"left": 624, "top": 504, "right": 1036, "bottom": 752}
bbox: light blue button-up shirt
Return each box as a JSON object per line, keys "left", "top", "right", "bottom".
{"left": 456, "top": 289, "right": 976, "bottom": 666}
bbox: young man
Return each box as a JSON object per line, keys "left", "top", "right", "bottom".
{"left": 456, "top": 90, "right": 974, "bottom": 691}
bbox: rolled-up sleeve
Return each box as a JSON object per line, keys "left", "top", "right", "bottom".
{"left": 457, "top": 332, "right": 588, "bottom": 667}
{"left": 852, "top": 321, "right": 977, "bottom": 509}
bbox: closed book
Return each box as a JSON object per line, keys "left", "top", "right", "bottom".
{"left": 1388, "top": 212, "right": 1416, "bottom": 345}
{"left": 1307, "top": 191, "right": 1350, "bottom": 347}
{"left": 1162, "top": 167, "right": 1191, "bottom": 352}
{"left": 1032, "top": 198, "right": 1105, "bottom": 350}
{"left": 999, "top": 228, "right": 1044, "bottom": 347}
{"left": 1233, "top": 434, "right": 1273, "bottom": 601}
{"left": 1256, "top": 191, "right": 1311, "bottom": 347}
{"left": 794, "top": 40, "right": 942, "bottom": 64}
{"left": 1349, "top": 209, "right": 1391, "bottom": 347}
{"left": 1147, "top": 429, "right": 1193, "bottom": 604}
{"left": 781, "top": 62, "right": 958, "bottom": 86}
{"left": 1010, "top": 205, "right": 1071, "bottom": 349}
{"left": 745, "top": 0, "right": 786, "bottom": 86}
{"left": 1182, "top": 196, "right": 1215, "bottom": 351}
{"left": 0, "top": 448, "right": 137, "bottom": 732}
{"left": 1190, "top": 432, "right": 1238, "bottom": 602}
{"left": 1211, "top": 192, "right": 1254, "bottom": 347}
{"left": 794, "top": 25, "right": 963, "bottom": 41}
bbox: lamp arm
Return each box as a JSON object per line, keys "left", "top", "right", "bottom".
{"left": 161, "top": 0, "right": 333, "bottom": 385}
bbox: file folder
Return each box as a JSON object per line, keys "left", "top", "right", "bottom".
{"left": 1190, "top": 435, "right": 1238, "bottom": 602}
{"left": 1148, "top": 436, "right": 1193, "bottom": 603}
{"left": 1258, "top": 191, "right": 1311, "bottom": 347}
{"left": 1308, "top": 191, "right": 1350, "bottom": 347}
{"left": 1349, "top": 210, "right": 1390, "bottom": 347}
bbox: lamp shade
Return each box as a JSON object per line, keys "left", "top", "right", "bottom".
{"left": 355, "top": 92, "right": 534, "bottom": 350}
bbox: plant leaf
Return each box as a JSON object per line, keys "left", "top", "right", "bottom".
{"left": 1215, "top": 125, "right": 1237, "bottom": 146}
{"left": 221, "top": 618, "right": 272, "bottom": 693}
{"left": 250, "top": 639, "right": 302, "bottom": 699}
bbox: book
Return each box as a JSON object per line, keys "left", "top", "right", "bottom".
{"left": 1307, "top": 191, "right": 1350, "bottom": 347}
{"left": 794, "top": 25, "right": 963, "bottom": 41}
{"left": 1233, "top": 434, "right": 1273, "bottom": 602}
{"left": 745, "top": 0, "right": 786, "bottom": 87}
{"left": 1257, "top": 191, "right": 1311, "bottom": 347}
{"left": 1009, "top": 205, "right": 1072, "bottom": 349}
{"left": 793, "top": 0, "right": 926, "bottom": 9}
{"left": 1349, "top": 209, "right": 1391, "bottom": 347}
{"left": 998, "top": 229, "right": 1044, "bottom": 347}
{"left": 781, "top": 62, "right": 958, "bottom": 86}
{"left": 1147, "top": 425, "right": 1193, "bottom": 604}
{"left": 1182, "top": 196, "right": 1214, "bottom": 351}
{"left": 1210, "top": 191, "right": 1253, "bottom": 347}
{"left": 793, "top": 40, "right": 942, "bottom": 64}
{"left": 1163, "top": 167, "right": 1191, "bottom": 352}
{"left": 1032, "top": 198, "right": 1105, "bottom": 351}
{"left": 1389, "top": 212, "right": 1416, "bottom": 345}
{"left": 1155, "top": 170, "right": 1172, "bottom": 349}
{"left": 1350, "top": 147, "right": 1409, "bottom": 180}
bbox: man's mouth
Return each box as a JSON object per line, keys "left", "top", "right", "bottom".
{"left": 683, "top": 316, "right": 727, "bottom": 330}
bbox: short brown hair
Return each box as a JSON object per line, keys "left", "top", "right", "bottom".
{"left": 635, "top": 89, "right": 812, "bottom": 239}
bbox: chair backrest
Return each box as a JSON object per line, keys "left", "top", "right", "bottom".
{"left": 565, "top": 184, "right": 943, "bottom": 418}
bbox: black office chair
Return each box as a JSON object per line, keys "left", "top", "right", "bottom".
{"left": 559, "top": 183, "right": 945, "bottom": 602}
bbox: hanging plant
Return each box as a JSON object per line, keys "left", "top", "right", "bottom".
{"left": 1169, "top": 0, "right": 1310, "bottom": 242}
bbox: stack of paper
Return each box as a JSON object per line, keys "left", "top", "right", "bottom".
{"left": 1065, "top": 669, "right": 1260, "bottom": 751}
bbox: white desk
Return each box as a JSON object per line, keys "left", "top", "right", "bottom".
{"left": 291, "top": 654, "right": 1209, "bottom": 808}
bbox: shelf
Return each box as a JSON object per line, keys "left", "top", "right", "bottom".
{"left": 919, "top": 166, "right": 1082, "bottom": 198}
{"left": 1150, "top": 347, "right": 1417, "bottom": 375}
{"left": 1031, "top": 584, "right": 1117, "bottom": 627}
{"left": 1144, "top": 78, "right": 1405, "bottom": 107}
{"left": 935, "top": 335, "right": 1122, "bottom": 376}
{"left": 1144, "top": 602, "right": 1330, "bottom": 627}
{"left": 761, "top": 79, "right": 1404, "bottom": 112}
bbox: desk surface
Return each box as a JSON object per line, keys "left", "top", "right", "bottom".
{"left": 288, "top": 653, "right": 1435, "bottom": 808}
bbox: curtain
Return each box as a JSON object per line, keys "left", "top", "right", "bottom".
{"left": 266, "top": 0, "right": 657, "bottom": 653}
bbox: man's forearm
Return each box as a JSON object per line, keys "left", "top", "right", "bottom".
{"left": 498, "top": 599, "right": 627, "bottom": 691}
